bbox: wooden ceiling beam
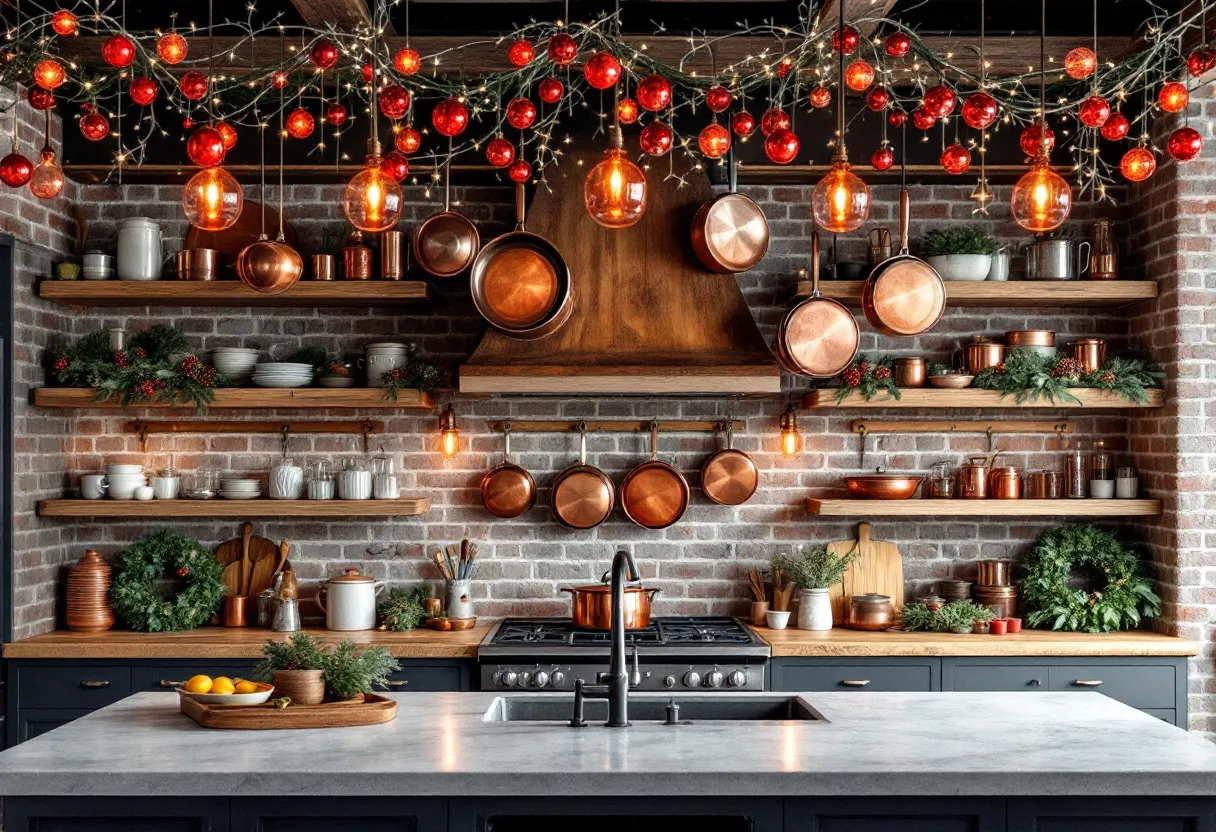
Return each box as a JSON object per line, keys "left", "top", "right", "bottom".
{"left": 288, "top": 0, "right": 395, "bottom": 35}
{"left": 818, "top": 0, "right": 899, "bottom": 36}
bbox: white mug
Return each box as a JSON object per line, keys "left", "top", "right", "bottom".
{"left": 81, "top": 474, "right": 108, "bottom": 500}
{"left": 152, "top": 476, "right": 180, "bottom": 500}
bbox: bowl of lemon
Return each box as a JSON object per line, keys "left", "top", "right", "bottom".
{"left": 179, "top": 674, "right": 274, "bottom": 705}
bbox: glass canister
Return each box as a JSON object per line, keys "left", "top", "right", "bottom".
{"left": 926, "top": 460, "right": 956, "bottom": 498}
{"left": 307, "top": 460, "right": 335, "bottom": 500}
{"left": 1091, "top": 440, "right": 1114, "bottom": 480}
{"left": 337, "top": 457, "right": 372, "bottom": 500}
{"left": 372, "top": 456, "right": 399, "bottom": 500}
{"left": 269, "top": 457, "right": 305, "bottom": 500}
{"left": 1065, "top": 443, "right": 1089, "bottom": 498}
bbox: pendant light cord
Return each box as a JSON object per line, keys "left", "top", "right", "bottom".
{"left": 207, "top": 0, "right": 215, "bottom": 127}
{"left": 834, "top": 0, "right": 846, "bottom": 162}
{"left": 278, "top": 32, "right": 286, "bottom": 241}
{"left": 259, "top": 109, "right": 266, "bottom": 239}
{"left": 369, "top": 0, "right": 380, "bottom": 155}
{"left": 1038, "top": 0, "right": 1047, "bottom": 155}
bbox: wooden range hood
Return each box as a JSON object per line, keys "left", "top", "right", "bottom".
{"left": 459, "top": 142, "right": 781, "bottom": 396}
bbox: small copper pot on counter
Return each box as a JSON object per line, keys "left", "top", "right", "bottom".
{"left": 1071, "top": 338, "right": 1107, "bottom": 373}
{"left": 954, "top": 335, "right": 1004, "bottom": 375}
{"left": 957, "top": 456, "right": 990, "bottom": 499}
{"left": 846, "top": 593, "right": 894, "bottom": 631}
{"left": 561, "top": 575, "right": 661, "bottom": 630}
{"left": 988, "top": 466, "right": 1023, "bottom": 500}
{"left": 976, "top": 559, "right": 1012, "bottom": 587}
{"left": 893, "top": 356, "right": 927, "bottom": 388}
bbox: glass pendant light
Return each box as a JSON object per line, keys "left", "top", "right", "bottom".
{"left": 584, "top": 32, "right": 646, "bottom": 228}
{"left": 438, "top": 405, "right": 460, "bottom": 458}
{"left": 28, "top": 111, "right": 64, "bottom": 199}
{"left": 812, "top": 0, "right": 869, "bottom": 232}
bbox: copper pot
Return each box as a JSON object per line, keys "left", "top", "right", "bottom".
{"left": 1071, "top": 338, "right": 1107, "bottom": 373}
{"left": 955, "top": 335, "right": 1004, "bottom": 375}
{"left": 846, "top": 594, "right": 894, "bottom": 631}
{"left": 958, "top": 456, "right": 989, "bottom": 499}
{"left": 560, "top": 577, "right": 661, "bottom": 630}
{"left": 176, "top": 248, "right": 219, "bottom": 281}
{"left": 862, "top": 189, "right": 946, "bottom": 336}
{"left": 311, "top": 253, "right": 336, "bottom": 281}
{"left": 1005, "top": 330, "right": 1056, "bottom": 348}
{"left": 551, "top": 424, "right": 615, "bottom": 529}
{"left": 845, "top": 473, "right": 923, "bottom": 500}
{"left": 777, "top": 230, "right": 859, "bottom": 378}
{"left": 413, "top": 158, "right": 480, "bottom": 278}
{"left": 988, "top": 466, "right": 1023, "bottom": 499}
{"left": 620, "top": 422, "right": 690, "bottom": 529}
{"left": 700, "top": 422, "right": 758, "bottom": 506}
{"left": 690, "top": 146, "right": 769, "bottom": 273}
{"left": 892, "top": 356, "right": 927, "bottom": 387}
{"left": 236, "top": 237, "right": 303, "bottom": 295}
{"left": 479, "top": 424, "right": 536, "bottom": 518}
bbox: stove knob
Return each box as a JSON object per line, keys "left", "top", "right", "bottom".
{"left": 705, "top": 670, "right": 725, "bottom": 688}
{"left": 517, "top": 671, "right": 531, "bottom": 687}
{"left": 682, "top": 671, "right": 701, "bottom": 689}
{"left": 491, "top": 670, "right": 503, "bottom": 686}
{"left": 550, "top": 671, "right": 566, "bottom": 688}
{"left": 727, "top": 670, "right": 748, "bottom": 688}
{"left": 501, "top": 671, "right": 518, "bottom": 688}
{"left": 532, "top": 671, "right": 550, "bottom": 689}
{"left": 663, "top": 675, "right": 676, "bottom": 689}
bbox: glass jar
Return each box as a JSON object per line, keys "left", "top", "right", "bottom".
{"left": 269, "top": 457, "right": 305, "bottom": 500}
{"left": 1065, "top": 444, "right": 1089, "bottom": 499}
{"left": 307, "top": 460, "right": 334, "bottom": 501}
{"left": 1091, "top": 440, "right": 1113, "bottom": 481}
{"left": 372, "top": 456, "right": 399, "bottom": 500}
{"left": 337, "top": 457, "right": 372, "bottom": 500}
{"left": 926, "top": 460, "right": 955, "bottom": 499}
{"left": 183, "top": 468, "right": 218, "bottom": 499}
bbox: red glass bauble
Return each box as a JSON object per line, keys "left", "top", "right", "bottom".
{"left": 732, "top": 110, "right": 756, "bottom": 138}
{"left": 179, "top": 71, "right": 208, "bottom": 102}
{"left": 1063, "top": 47, "right": 1096, "bottom": 80}
{"left": 102, "top": 34, "right": 135, "bottom": 68}
{"left": 51, "top": 10, "right": 78, "bottom": 36}
{"left": 961, "top": 91, "right": 998, "bottom": 130}
{"left": 508, "top": 158, "right": 532, "bottom": 183}
{"left": 888, "top": 109, "right": 907, "bottom": 127}
{"left": 1187, "top": 48, "right": 1216, "bottom": 78}
{"left": 325, "top": 101, "right": 348, "bottom": 126}
{"left": 393, "top": 48, "right": 421, "bottom": 76}
{"left": 486, "top": 137, "right": 515, "bottom": 168}
{"left": 871, "top": 146, "right": 894, "bottom": 171}
{"left": 129, "top": 77, "right": 157, "bottom": 106}
{"left": 940, "top": 142, "right": 971, "bottom": 174}
{"left": 80, "top": 112, "right": 109, "bottom": 142}
{"left": 808, "top": 86, "right": 831, "bottom": 109}
{"left": 706, "top": 85, "right": 732, "bottom": 113}
{"left": 583, "top": 52, "right": 621, "bottom": 90}
{"left": 396, "top": 124, "right": 421, "bottom": 154}
{"left": 379, "top": 151, "right": 409, "bottom": 182}
{"left": 548, "top": 32, "right": 577, "bottom": 66}
{"left": 923, "top": 84, "right": 956, "bottom": 118}
{"left": 186, "top": 126, "right": 226, "bottom": 167}
{"left": 0, "top": 152, "right": 32, "bottom": 187}
{"left": 508, "top": 39, "right": 535, "bottom": 68}
{"left": 431, "top": 98, "right": 469, "bottom": 137}
{"left": 1078, "top": 95, "right": 1111, "bottom": 128}
{"left": 866, "top": 86, "right": 889, "bottom": 112}
{"left": 310, "top": 38, "right": 338, "bottom": 70}
{"left": 764, "top": 128, "right": 800, "bottom": 165}
{"left": 182, "top": 116, "right": 195, "bottom": 130}
{"left": 845, "top": 60, "right": 875, "bottom": 91}
{"left": 286, "top": 107, "right": 315, "bottom": 139}
{"left": 157, "top": 33, "right": 187, "bottom": 64}
{"left": 33, "top": 60, "right": 66, "bottom": 90}
{"left": 1100, "top": 112, "right": 1130, "bottom": 141}
{"left": 761, "top": 107, "right": 791, "bottom": 136}
{"left": 1020, "top": 123, "right": 1055, "bottom": 157}
{"left": 777, "top": 56, "right": 795, "bottom": 79}
{"left": 885, "top": 31, "right": 911, "bottom": 58}
{"left": 272, "top": 71, "right": 289, "bottom": 89}
{"left": 639, "top": 121, "right": 673, "bottom": 156}
{"left": 616, "top": 97, "right": 639, "bottom": 124}
{"left": 1159, "top": 82, "right": 1189, "bottom": 114}
{"left": 911, "top": 106, "right": 936, "bottom": 130}
{"left": 379, "top": 84, "right": 410, "bottom": 120}
{"left": 636, "top": 74, "right": 672, "bottom": 111}
{"left": 698, "top": 122, "right": 731, "bottom": 158}
{"left": 832, "top": 25, "right": 859, "bottom": 55}
{"left": 217, "top": 121, "right": 237, "bottom": 151}
{"left": 27, "top": 87, "right": 55, "bottom": 110}
{"left": 360, "top": 64, "right": 374, "bottom": 83}
{"left": 506, "top": 97, "right": 537, "bottom": 130}
{"left": 1168, "top": 126, "right": 1203, "bottom": 162}
{"left": 1120, "top": 146, "right": 1156, "bottom": 182}
{"left": 538, "top": 77, "right": 564, "bottom": 104}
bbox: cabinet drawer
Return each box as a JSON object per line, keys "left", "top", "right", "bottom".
{"left": 377, "top": 663, "right": 469, "bottom": 692}
{"left": 1141, "top": 708, "right": 1176, "bottom": 725}
{"left": 1048, "top": 664, "right": 1176, "bottom": 709}
{"left": 18, "top": 666, "right": 131, "bottom": 709}
{"left": 133, "top": 664, "right": 257, "bottom": 691}
{"left": 948, "top": 664, "right": 1049, "bottom": 692}
{"left": 772, "top": 661, "right": 935, "bottom": 692}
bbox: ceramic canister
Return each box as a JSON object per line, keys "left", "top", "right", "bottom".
{"left": 317, "top": 568, "right": 385, "bottom": 631}
{"left": 116, "top": 217, "right": 163, "bottom": 281}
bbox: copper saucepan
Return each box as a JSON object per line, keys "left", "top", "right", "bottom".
{"left": 691, "top": 146, "right": 769, "bottom": 273}
{"left": 413, "top": 156, "right": 480, "bottom": 278}
{"left": 777, "top": 229, "right": 859, "bottom": 377}
{"left": 620, "top": 421, "right": 690, "bottom": 530}
{"left": 551, "top": 422, "right": 616, "bottom": 530}
{"left": 561, "top": 572, "right": 661, "bottom": 630}
{"left": 700, "top": 421, "right": 758, "bottom": 506}
{"left": 862, "top": 187, "right": 946, "bottom": 337}
{"left": 479, "top": 423, "right": 536, "bottom": 518}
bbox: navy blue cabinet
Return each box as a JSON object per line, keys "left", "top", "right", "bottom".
{"left": 5, "top": 797, "right": 228, "bottom": 832}
{"left": 1007, "top": 797, "right": 1216, "bottom": 831}
{"left": 770, "top": 659, "right": 939, "bottom": 693}
{"left": 785, "top": 798, "right": 1005, "bottom": 832}
{"left": 231, "top": 797, "right": 447, "bottom": 832}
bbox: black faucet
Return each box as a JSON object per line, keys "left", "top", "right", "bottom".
{"left": 569, "top": 550, "right": 642, "bottom": 728}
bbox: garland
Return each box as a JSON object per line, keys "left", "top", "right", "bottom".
{"left": 833, "top": 354, "right": 900, "bottom": 404}
{"left": 972, "top": 349, "right": 1162, "bottom": 405}
{"left": 901, "top": 601, "right": 996, "bottom": 632}
{"left": 110, "top": 530, "right": 227, "bottom": 632}
{"left": 1019, "top": 525, "right": 1161, "bottom": 633}
{"left": 381, "top": 358, "right": 444, "bottom": 402}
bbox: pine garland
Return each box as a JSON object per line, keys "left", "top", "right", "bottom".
{"left": 901, "top": 600, "right": 996, "bottom": 632}
{"left": 378, "top": 585, "right": 430, "bottom": 632}
{"left": 110, "top": 531, "right": 226, "bottom": 633}
{"left": 833, "top": 354, "right": 901, "bottom": 404}
{"left": 972, "top": 348, "right": 1162, "bottom": 405}
{"left": 381, "top": 358, "right": 444, "bottom": 402}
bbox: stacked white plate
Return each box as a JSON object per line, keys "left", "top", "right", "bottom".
{"left": 211, "top": 348, "right": 260, "bottom": 384}
{"left": 252, "top": 362, "right": 314, "bottom": 388}
{"left": 219, "top": 478, "right": 263, "bottom": 500}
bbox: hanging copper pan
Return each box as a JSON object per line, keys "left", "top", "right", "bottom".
{"left": 479, "top": 423, "right": 536, "bottom": 518}
{"left": 691, "top": 146, "right": 769, "bottom": 273}
{"left": 620, "top": 422, "right": 690, "bottom": 530}
{"left": 777, "top": 230, "right": 859, "bottom": 377}
{"left": 700, "top": 421, "right": 758, "bottom": 506}
{"left": 551, "top": 423, "right": 615, "bottom": 530}
{"left": 413, "top": 157, "right": 480, "bottom": 278}
{"left": 862, "top": 188, "right": 946, "bottom": 337}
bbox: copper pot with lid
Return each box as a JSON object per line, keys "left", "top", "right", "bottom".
{"left": 846, "top": 594, "right": 894, "bottom": 631}
{"left": 957, "top": 456, "right": 990, "bottom": 499}
{"left": 988, "top": 466, "right": 1023, "bottom": 500}
{"left": 551, "top": 423, "right": 615, "bottom": 529}
{"left": 700, "top": 422, "right": 758, "bottom": 506}
{"left": 479, "top": 423, "right": 536, "bottom": 518}
{"left": 561, "top": 572, "right": 661, "bottom": 630}
{"left": 1070, "top": 338, "right": 1107, "bottom": 373}
{"left": 954, "top": 335, "right": 1004, "bottom": 375}
{"left": 620, "top": 422, "right": 690, "bottom": 530}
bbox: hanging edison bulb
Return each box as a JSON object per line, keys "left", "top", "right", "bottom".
{"left": 1010, "top": 156, "right": 1071, "bottom": 232}
{"left": 812, "top": 160, "right": 869, "bottom": 231}
{"left": 28, "top": 145, "right": 64, "bottom": 199}
{"left": 183, "top": 166, "right": 242, "bottom": 231}
{"left": 584, "top": 126, "right": 647, "bottom": 228}
{"left": 344, "top": 140, "right": 403, "bottom": 233}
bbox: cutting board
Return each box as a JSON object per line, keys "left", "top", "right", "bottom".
{"left": 827, "top": 522, "right": 904, "bottom": 626}
{"left": 216, "top": 522, "right": 281, "bottom": 597}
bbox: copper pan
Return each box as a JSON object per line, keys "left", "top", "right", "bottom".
{"left": 413, "top": 157, "right": 480, "bottom": 278}
{"left": 620, "top": 422, "right": 690, "bottom": 530}
{"left": 700, "top": 421, "right": 758, "bottom": 506}
{"left": 778, "top": 230, "right": 859, "bottom": 377}
{"left": 561, "top": 576, "right": 661, "bottom": 630}
{"left": 551, "top": 423, "right": 615, "bottom": 530}
{"left": 691, "top": 146, "right": 769, "bottom": 273}
{"left": 479, "top": 423, "right": 536, "bottom": 518}
{"left": 862, "top": 187, "right": 946, "bottom": 337}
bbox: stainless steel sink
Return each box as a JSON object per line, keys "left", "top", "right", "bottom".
{"left": 483, "top": 695, "right": 825, "bottom": 723}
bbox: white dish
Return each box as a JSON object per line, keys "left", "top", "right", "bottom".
{"left": 318, "top": 376, "right": 356, "bottom": 388}
{"left": 220, "top": 492, "right": 263, "bottom": 500}
{"left": 253, "top": 378, "right": 312, "bottom": 388}
{"left": 177, "top": 683, "right": 274, "bottom": 706}
{"left": 254, "top": 362, "right": 313, "bottom": 371}
{"left": 106, "top": 464, "right": 143, "bottom": 474}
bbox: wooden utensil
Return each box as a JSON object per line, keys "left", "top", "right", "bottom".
{"left": 215, "top": 522, "right": 254, "bottom": 596}
{"left": 827, "top": 522, "right": 905, "bottom": 625}
{"left": 248, "top": 538, "right": 289, "bottom": 601}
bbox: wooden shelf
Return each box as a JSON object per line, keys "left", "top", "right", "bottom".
{"left": 37, "top": 497, "right": 432, "bottom": 518}
{"left": 38, "top": 280, "right": 430, "bottom": 307}
{"left": 793, "top": 279, "right": 1158, "bottom": 307}
{"left": 33, "top": 388, "right": 435, "bottom": 410}
{"left": 807, "top": 498, "right": 1162, "bottom": 517}
{"left": 803, "top": 388, "right": 1164, "bottom": 409}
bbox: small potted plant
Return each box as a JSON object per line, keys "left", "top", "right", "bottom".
{"left": 772, "top": 544, "right": 855, "bottom": 631}
{"left": 901, "top": 600, "right": 996, "bottom": 634}
{"left": 253, "top": 633, "right": 400, "bottom": 704}
{"left": 921, "top": 228, "right": 999, "bottom": 281}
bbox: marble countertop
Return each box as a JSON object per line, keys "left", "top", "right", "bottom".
{"left": 1, "top": 691, "right": 1216, "bottom": 798}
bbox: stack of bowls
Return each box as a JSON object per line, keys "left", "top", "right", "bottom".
{"left": 105, "top": 464, "right": 146, "bottom": 500}
{"left": 252, "top": 362, "right": 314, "bottom": 388}
{"left": 973, "top": 559, "right": 1018, "bottom": 619}
{"left": 937, "top": 579, "right": 973, "bottom": 605}
{"left": 219, "top": 478, "right": 262, "bottom": 500}
{"left": 211, "top": 348, "right": 260, "bottom": 385}
{"left": 364, "top": 343, "right": 409, "bottom": 388}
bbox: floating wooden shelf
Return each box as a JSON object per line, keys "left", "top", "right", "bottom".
{"left": 37, "top": 497, "right": 433, "bottom": 518}
{"left": 803, "top": 388, "right": 1164, "bottom": 409}
{"left": 793, "top": 280, "right": 1158, "bottom": 308}
{"left": 32, "top": 388, "right": 435, "bottom": 410}
{"left": 807, "top": 498, "right": 1162, "bottom": 517}
{"left": 38, "top": 280, "right": 430, "bottom": 307}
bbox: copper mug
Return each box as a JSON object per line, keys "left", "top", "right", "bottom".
{"left": 988, "top": 466, "right": 1023, "bottom": 499}
{"left": 954, "top": 336, "right": 1004, "bottom": 375}
{"left": 311, "top": 253, "right": 336, "bottom": 281}
{"left": 1071, "top": 338, "right": 1107, "bottom": 374}
{"left": 893, "top": 356, "right": 927, "bottom": 387}
{"left": 958, "top": 457, "right": 989, "bottom": 499}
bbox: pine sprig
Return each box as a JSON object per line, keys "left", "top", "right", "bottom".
{"left": 381, "top": 358, "right": 444, "bottom": 402}
{"left": 901, "top": 600, "right": 996, "bottom": 632}
{"left": 972, "top": 348, "right": 1162, "bottom": 405}
{"left": 378, "top": 585, "right": 430, "bottom": 632}
{"left": 834, "top": 354, "right": 901, "bottom": 404}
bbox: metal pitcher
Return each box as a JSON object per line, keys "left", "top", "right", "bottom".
{"left": 1024, "top": 238, "right": 1091, "bottom": 281}
{"left": 987, "top": 246, "right": 1010, "bottom": 281}
{"left": 1089, "top": 220, "right": 1119, "bottom": 280}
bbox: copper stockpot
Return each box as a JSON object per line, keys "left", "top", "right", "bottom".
{"left": 955, "top": 335, "right": 1005, "bottom": 375}
{"left": 690, "top": 147, "right": 769, "bottom": 273}
{"left": 700, "top": 422, "right": 759, "bottom": 506}
{"left": 551, "top": 424, "right": 615, "bottom": 530}
{"left": 479, "top": 424, "right": 536, "bottom": 518}
{"left": 957, "top": 456, "right": 990, "bottom": 499}
{"left": 988, "top": 466, "right": 1023, "bottom": 500}
{"left": 561, "top": 576, "right": 661, "bottom": 630}
{"left": 846, "top": 594, "right": 894, "bottom": 631}
{"left": 1071, "top": 338, "right": 1107, "bottom": 373}
{"left": 620, "top": 422, "right": 690, "bottom": 530}
{"left": 845, "top": 473, "right": 923, "bottom": 500}
{"left": 176, "top": 248, "right": 219, "bottom": 281}
{"left": 973, "top": 585, "right": 1018, "bottom": 620}
{"left": 976, "top": 559, "right": 1012, "bottom": 587}
{"left": 893, "top": 356, "right": 927, "bottom": 387}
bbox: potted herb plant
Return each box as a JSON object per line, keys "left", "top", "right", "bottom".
{"left": 253, "top": 633, "right": 400, "bottom": 704}
{"left": 921, "top": 228, "right": 999, "bottom": 281}
{"left": 772, "top": 544, "right": 855, "bottom": 631}
{"left": 901, "top": 600, "right": 996, "bottom": 634}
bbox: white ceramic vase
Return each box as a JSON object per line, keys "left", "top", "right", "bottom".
{"left": 269, "top": 464, "right": 304, "bottom": 500}
{"left": 797, "top": 587, "right": 834, "bottom": 631}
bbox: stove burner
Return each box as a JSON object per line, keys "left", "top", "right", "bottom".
{"left": 490, "top": 616, "right": 757, "bottom": 647}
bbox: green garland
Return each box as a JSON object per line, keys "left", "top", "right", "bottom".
{"left": 1019, "top": 526, "right": 1161, "bottom": 633}
{"left": 833, "top": 354, "right": 901, "bottom": 404}
{"left": 972, "top": 349, "right": 1162, "bottom": 405}
{"left": 110, "top": 531, "right": 227, "bottom": 633}
{"left": 901, "top": 601, "right": 996, "bottom": 632}
{"left": 381, "top": 358, "right": 444, "bottom": 402}
{"left": 378, "top": 586, "right": 430, "bottom": 632}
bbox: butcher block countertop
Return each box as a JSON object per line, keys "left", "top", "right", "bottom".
{"left": 756, "top": 627, "right": 1201, "bottom": 657}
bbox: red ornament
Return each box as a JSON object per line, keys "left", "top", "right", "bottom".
{"left": 1020, "top": 123, "right": 1055, "bottom": 157}
{"left": 177, "top": 567, "right": 190, "bottom": 578}
{"left": 870, "top": 145, "right": 895, "bottom": 171}
{"left": 310, "top": 38, "right": 338, "bottom": 70}
{"left": 639, "top": 121, "right": 674, "bottom": 156}
{"left": 379, "top": 85, "right": 410, "bottom": 120}
{"left": 485, "top": 137, "right": 515, "bottom": 167}
{"left": 616, "top": 97, "right": 639, "bottom": 124}
{"left": 217, "top": 121, "right": 237, "bottom": 150}
{"left": 272, "top": 71, "right": 289, "bottom": 89}
{"left": 0, "top": 151, "right": 32, "bottom": 187}
{"left": 157, "top": 33, "right": 187, "bottom": 64}
{"left": 761, "top": 107, "right": 791, "bottom": 136}
{"left": 706, "top": 86, "right": 732, "bottom": 113}
{"left": 508, "top": 158, "right": 532, "bottom": 183}
{"left": 832, "top": 25, "right": 859, "bottom": 55}
{"left": 1120, "top": 146, "right": 1156, "bottom": 182}
{"left": 508, "top": 39, "right": 535, "bottom": 68}
{"left": 1168, "top": 126, "right": 1203, "bottom": 162}
{"left": 186, "top": 126, "right": 226, "bottom": 167}
{"left": 538, "top": 77, "right": 564, "bottom": 104}
{"left": 1063, "top": 47, "right": 1097, "bottom": 80}
{"left": 393, "top": 48, "right": 421, "bottom": 76}
{"left": 845, "top": 60, "right": 875, "bottom": 91}
{"left": 506, "top": 97, "right": 537, "bottom": 130}
{"left": 27, "top": 88, "right": 54, "bottom": 110}
{"left": 1078, "top": 95, "right": 1111, "bottom": 128}
{"left": 129, "top": 77, "right": 158, "bottom": 106}
{"left": 923, "top": 84, "right": 956, "bottom": 118}
{"left": 80, "top": 111, "right": 109, "bottom": 141}
{"left": 102, "top": 34, "right": 135, "bottom": 68}
{"left": 548, "top": 32, "right": 577, "bottom": 66}
{"left": 940, "top": 142, "right": 971, "bottom": 175}
{"left": 911, "top": 106, "right": 936, "bottom": 130}
{"left": 698, "top": 122, "right": 731, "bottom": 159}
{"left": 179, "top": 71, "right": 208, "bottom": 102}
{"left": 764, "top": 128, "right": 800, "bottom": 165}
{"left": 286, "top": 107, "right": 315, "bottom": 139}
{"left": 325, "top": 101, "right": 348, "bottom": 126}
{"left": 33, "top": 60, "right": 66, "bottom": 90}
{"left": 396, "top": 124, "right": 421, "bottom": 154}
{"left": 379, "top": 151, "right": 409, "bottom": 182}
{"left": 51, "top": 10, "right": 78, "bottom": 36}
{"left": 1187, "top": 47, "right": 1216, "bottom": 78}
{"left": 961, "top": 91, "right": 998, "bottom": 130}
{"left": 181, "top": 116, "right": 195, "bottom": 130}
{"left": 1100, "top": 111, "right": 1130, "bottom": 141}
{"left": 777, "top": 56, "right": 795, "bottom": 79}
{"left": 731, "top": 110, "right": 756, "bottom": 138}
{"left": 583, "top": 52, "right": 622, "bottom": 90}
{"left": 888, "top": 109, "right": 907, "bottom": 128}
{"left": 360, "top": 64, "right": 373, "bottom": 83}
{"left": 636, "top": 74, "right": 672, "bottom": 112}
{"left": 808, "top": 86, "right": 832, "bottom": 109}
{"left": 1159, "top": 82, "right": 1189, "bottom": 113}
{"left": 885, "top": 31, "right": 911, "bottom": 58}
{"left": 431, "top": 97, "right": 469, "bottom": 137}
{"left": 866, "top": 86, "right": 889, "bottom": 112}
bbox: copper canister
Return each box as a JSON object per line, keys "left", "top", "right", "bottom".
{"left": 988, "top": 466, "right": 1022, "bottom": 499}
{"left": 958, "top": 456, "right": 989, "bottom": 499}
{"left": 976, "top": 559, "right": 1011, "bottom": 587}
{"left": 893, "top": 356, "right": 927, "bottom": 387}
{"left": 1090, "top": 219, "right": 1119, "bottom": 280}
{"left": 973, "top": 585, "right": 1018, "bottom": 620}
{"left": 1071, "top": 338, "right": 1107, "bottom": 373}
{"left": 311, "top": 253, "right": 335, "bottom": 281}
{"left": 343, "top": 232, "right": 373, "bottom": 280}
{"left": 956, "top": 335, "right": 1004, "bottom": 375}
{"left": 1005, "top": 330, "right": 1056, "bottom": 348}
{"left": 381, "top": 231, "right": 405, "bottom": 280}
{"left": 1025, "top": 469, "right": 1063, "bottom": 499}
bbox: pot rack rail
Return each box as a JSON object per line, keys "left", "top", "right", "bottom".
{"left": 125, "top": 420, "right": 384, "bottom": 453}
{"left": 851, "top": 420, "right": 1073, "bottom": 467}
{"left": 485, "top": 420, "right": 745, "bottom": 433}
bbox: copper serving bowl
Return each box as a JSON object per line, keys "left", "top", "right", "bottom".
{"left": 845, "top": 474, "right": 924, "bottom": 500}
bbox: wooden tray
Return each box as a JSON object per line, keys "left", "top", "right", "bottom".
{"left": 180, "top": 691, "right": 397, "bottom": 730}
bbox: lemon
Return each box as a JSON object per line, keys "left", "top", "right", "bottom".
{"left": 210, "top": 676, "right": 236, "bottom": 696}
{"left": 233, "top": 680, "right": 259, "bottom": 695}
{"left": 184, "top": 675, "right": 213, "bottom": 694}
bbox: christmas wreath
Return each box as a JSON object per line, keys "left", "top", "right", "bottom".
{"left": 972, "top": 349, "right": 1162, "bottom": 405}
{"left": 110, "top": 531, "right": 227, "bottom": 632}
{"left": 1019, "top": 525, "right": 1162, "bottom": 633}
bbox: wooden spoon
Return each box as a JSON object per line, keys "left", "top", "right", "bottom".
{"left": 238, "top": 522, "right": 253, "bottom": 596}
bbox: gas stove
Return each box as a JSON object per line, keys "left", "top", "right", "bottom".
{"left": 478, "top": 616, "right": 770, "bottom": 692}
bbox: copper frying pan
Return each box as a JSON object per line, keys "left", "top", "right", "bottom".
{"left": 691, "top": 146, "right": 769, "bottom": 273}
{"left": 777, "top": 230, "right": 859, "bottom": 377}
{"left": 479, "top": 423, "right": 536, "bottom": 518}
{"left": 620, "top": 422, "right": 690, "bottom": 530}
{"left": 551, "top": 423, "right": 616, "bottom": 530}
{"left": 413, "top": 157, "right": 480, "bottom": 278}
{"left": 700, "top": 421, "right": 758, "bottom": 506}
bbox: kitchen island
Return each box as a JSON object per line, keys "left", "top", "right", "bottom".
{"left": 1, "top": 690, "right": 1215, "bottom": 831}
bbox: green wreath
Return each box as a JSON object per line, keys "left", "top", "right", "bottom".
{"left": 1019, "top": 525, "right": 1161, "bottom": 633}
{"left": 110, "top": 531, "right": 226, "bottom": 632}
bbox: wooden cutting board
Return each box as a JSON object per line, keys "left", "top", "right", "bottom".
{"left": 827, "top": 522, "right": 904, "bottom": 625}
{"left": 216, "top": 522, "right": 281, "bottom": 597}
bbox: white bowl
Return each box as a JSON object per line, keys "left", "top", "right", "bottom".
{"left": 177, "top": 683, "right": 274, "bottom": 706}
{"left": 925, "top": 254, "right": 993, "bottom": 281}
{"left": 106, "top": 464, "right": 143, "bottom": 474}
{"left": 254, "top": 378, "right": 312, "bottom": 388}
{"left": 220, "top": 491, "right": 263, "bottom": 500}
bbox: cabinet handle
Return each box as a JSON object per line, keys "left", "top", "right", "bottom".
{"left": 1071, "top": 679, "right": 1103, "bottom": 687}
{"left": 1029, "top": 679, "right": 1042, "bottom": 687}
{"left": 159, "top": 680, "right": 188, "bottom": 688}
{"left": 839, "top": 680, "right": 870, "bottom": 687}
{"left": 383, "top": 680, "right": 408, "bottom": 688}
{"left": 80, "top": 680, "right": 110, "bottom": 689}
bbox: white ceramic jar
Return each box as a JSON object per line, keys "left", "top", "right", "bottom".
{"left": 364, "top": 343, "right": 408, "bottom": 388}
{"left": 317, "top": 568, "right": 385, "bottom": 631}
{"left": 797, "top": 587, "right": 834, "bottom": 631}
{"left": 337, "top": 468, "right": 372, "bottom": 500}
{"left": 116, "top": 217, "right": 163, "bottom": 281}
{"left": 269, "top": 459, "right": 305, "bottom": 500}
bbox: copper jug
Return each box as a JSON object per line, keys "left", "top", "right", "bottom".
{"left": 1089, "top": 219, "right": 1118, "bottom": 280}
{"left": 954, "top": 335, "right": 1004, "bottom": 375}
{"left": 342, "top": 231, "right": 373, "bottom": 280}
{"left": 958, "top": 456, "right": 989, "bottom": 499}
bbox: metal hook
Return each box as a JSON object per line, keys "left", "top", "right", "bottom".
{"left": 134, "top": 423, "right": 151, "bottom": 454}
{"left": 362, "top": 422, "right": 376, "bottom": 454}
{"left": 280, "top": 424, "right": 291, "bottom": 458}
{"left": 858, "top": 424, "right": 868, "bottom": 468}
{"left": 987, "top": 426, "right": 995, "bottom": 453}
